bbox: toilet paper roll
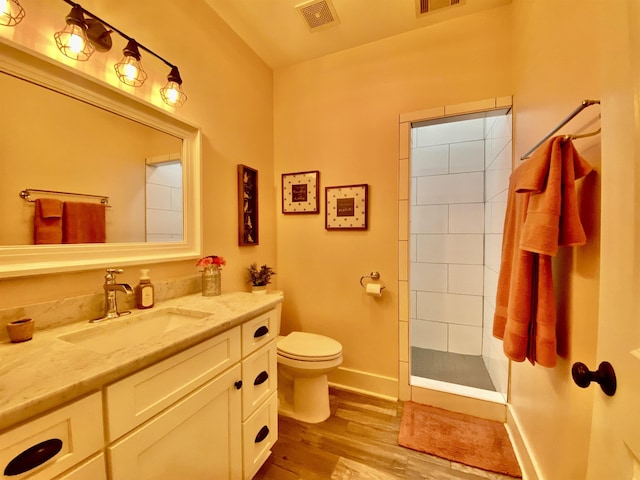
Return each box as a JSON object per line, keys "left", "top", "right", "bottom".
{"left": 365, "top": 283, "right": 383, "bottom": 297}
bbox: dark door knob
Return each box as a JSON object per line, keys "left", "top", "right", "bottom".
{"left": 571, "top": 361, "right": 617, "bottom": 396}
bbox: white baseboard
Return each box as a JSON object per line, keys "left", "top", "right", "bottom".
{"left": 328, "top": 366, "right": 398, "bottom": 400}
{"left": 506, "top": 404, "right": 542, "bottom": 480}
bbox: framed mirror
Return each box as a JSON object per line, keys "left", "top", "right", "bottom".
{"left": 0, "top": 38, "right": 202, "bottom": 278}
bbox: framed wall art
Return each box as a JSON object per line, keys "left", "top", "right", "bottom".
{"left": 282, "top": 170, "right": 320, "bottom": 214}
{"left": 238, "top": 164, "right": 259, "bottom": 245}
{"left": 325, "top": 184, "right": 368, "bottom": 230}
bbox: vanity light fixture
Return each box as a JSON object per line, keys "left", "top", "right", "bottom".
{"left": 53, "top": 5, "right": 95, "bottom": 61}
{"left": 51, "top": 0, "right": 187, "bottom": 106}
{"left": 160, "top": 66, "right": 187, "bottom": 107}
{"left": 0, "top": 0, "right": 25, "bottom": 26}
{"left": 114, "top": 39, "right": 148, "bottom": 87}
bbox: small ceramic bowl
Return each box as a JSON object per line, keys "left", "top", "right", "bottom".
{"left": 6, "top": 318, "right": 34, "bottom": 343}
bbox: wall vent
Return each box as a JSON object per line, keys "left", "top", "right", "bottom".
{"left": 296, "top": 0, "right": 340, "bottom": 30}
{"left": 416, "top": 0, "right": 463, "bottom": 16}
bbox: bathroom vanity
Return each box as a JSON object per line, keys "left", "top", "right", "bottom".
{"left": 0, "top": 292, "right": 281, "bottom": 480}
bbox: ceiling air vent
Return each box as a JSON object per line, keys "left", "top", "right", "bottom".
{"left": 296, "top": 0, "right": 340, "bottom": 31}
{"left": 416, "top": 0, "right": 463, "bottom": 16}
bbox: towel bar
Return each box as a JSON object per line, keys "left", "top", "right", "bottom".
{"left": 20, "top": 188, "right": 110, "bottom": 206}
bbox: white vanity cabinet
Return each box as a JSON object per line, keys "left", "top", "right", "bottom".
{"left": 0, "top": 393, "right": 105, "bottom": 480}
{"left": 105, "top": 327, "right": 243, "bottom": 479}
{"left": 240, "top": 308, "right": 279, "bottom": 479}
{"left": 104, "top": 306, "right": 280, "bottom": 480}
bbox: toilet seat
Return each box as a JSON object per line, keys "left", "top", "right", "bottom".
{"left": 277, "top": 332, "right": 342, "bottom": 362}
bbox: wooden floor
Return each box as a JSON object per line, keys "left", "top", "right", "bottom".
{"left": 254, "top": 388, "right": 517, "bottom": 480}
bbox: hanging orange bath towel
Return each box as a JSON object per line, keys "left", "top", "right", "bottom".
{"left": 62, "top": 201, "right": 106, "bottom": 244}
{"left": 33, "top": 198, "right": 63, "bottom": 244}
{"left": 493, "top": 136, "right": 592, "bottom": 367}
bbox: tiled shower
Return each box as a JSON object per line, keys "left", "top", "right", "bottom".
{"left": 409, "top": 113, "right": 512, "bottom": 399}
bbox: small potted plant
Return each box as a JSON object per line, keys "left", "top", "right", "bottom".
{"left": 247, "top": 262, "right": 276, "bottom": 293}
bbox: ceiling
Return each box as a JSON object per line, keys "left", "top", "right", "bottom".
{"left": 203, "top": 0, "right": 511, "bottom": 69}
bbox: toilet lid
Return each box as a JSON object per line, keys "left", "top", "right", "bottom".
{"left": 277, "top": 332, "right": 342, "bottom": 361}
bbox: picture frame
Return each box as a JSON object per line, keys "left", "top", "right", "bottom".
{"left": 325, "top": 184, "right": 368, "bottom": 230}
{"left": 282, "top": 170, "right": 320, "bottom": 214}
{"left": 238, "top": 164, "right": 259, "bottom": 245}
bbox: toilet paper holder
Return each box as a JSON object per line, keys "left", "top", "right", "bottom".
{"left": 359, "top": 271, "right": 385, "bottom": 291}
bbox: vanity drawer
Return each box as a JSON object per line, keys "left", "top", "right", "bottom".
{"left": 241, "top": 308, "right": 278, "bottom": 357}
{"left": 241, "top": 339, "right": 277, "bottom": 421}
{"left": 0, "top": 393, "right": 103, "bottom": 480}
{"left": 105, "top": 326, "right": 241, "bottom": 441}
{"left": 242, "top": 392, "right": 278, "bottom": 480}
{"left": 53, "top": 453, "right": 106, "bottom": 480}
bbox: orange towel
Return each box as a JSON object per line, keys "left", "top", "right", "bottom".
{"left": 493, "top": 137, "right": 592, "bottom": 367}
{"left": 62, "top": 202, "right": 106, "bottom": 244}
{"left": 33, "top": 198, "right": 63, "bottom": 244}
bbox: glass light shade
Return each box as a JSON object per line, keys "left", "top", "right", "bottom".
{"left": 54, "top": 7, "right": 94, "bottom": 61}
{"left": 114, "top": 55, "right": 148, "bottom": 87}
{"left": 0, "top": 0, "right": 25, "bottom": 27}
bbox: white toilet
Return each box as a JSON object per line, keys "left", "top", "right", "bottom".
{"left": 268, "top": 291, "right": 343, "bottom": 423}
{"left": 276, "top": 331, "right": 343, "bottom": 423}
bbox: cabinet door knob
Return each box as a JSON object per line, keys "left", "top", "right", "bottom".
{"left": 571, "top": 361, "right": 617, "bottom": 396}
{"left": 254, "top": 370, "right": 269, "bottom": 386}
{"left": 4, "top": 438, "right": 63, "bottom": 476}
{"left": 234, "top": 380, "right": 243, "bottom": 390}
{"left": 253, "top": 325, "right": 269, "bottom": 338}
{"left": 254, "top": 425, "right": 270, "bottom": 443}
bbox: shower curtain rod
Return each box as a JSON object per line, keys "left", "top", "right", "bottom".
{"left": 521, "top": 99, "right": 601, "bottom": 160}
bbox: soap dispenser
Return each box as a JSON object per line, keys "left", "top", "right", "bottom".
{"left": 135, "top": 269, "right": 155, "bottom": 309}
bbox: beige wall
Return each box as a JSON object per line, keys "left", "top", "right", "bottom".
{"left": 274, "top": 6, "right": 512, "bottom": 394}
{"left": 509, "top": 1, "right": 602, "bottom": 479}
{"left": 0, "top": 0, "right": 275, "bottom": 307}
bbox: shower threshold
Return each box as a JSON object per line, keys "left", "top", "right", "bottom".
{"left": 410, "top": 375, "right": 506, "bottom": 404}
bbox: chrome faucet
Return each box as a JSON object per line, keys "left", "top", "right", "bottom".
{"left": 91, "top": 268, "right": 134, "bottom": 323}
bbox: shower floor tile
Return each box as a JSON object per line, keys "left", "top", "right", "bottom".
{"left": 411, "top": 347, "right": 497, "bottom": 392}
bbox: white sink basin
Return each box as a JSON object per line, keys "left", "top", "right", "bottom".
{"left": 58, "top": 307, "right": 209, "bottom": 354}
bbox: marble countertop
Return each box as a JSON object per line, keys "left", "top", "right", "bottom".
{"left": 0, "top": 292, "right": 283, "bottom": 432}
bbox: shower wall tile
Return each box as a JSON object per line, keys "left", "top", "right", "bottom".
{"left": 409, "top": 235, "right": 417, "bottom": 262}
{"left": 485, "top": 168, "right": 511, "bottom": 201}
{"left": 146, "top": 183, "right": 172, "bottom": 210}
{"left": 416, "top": 172, "right": 484, "bottom": 205}
{"left": 483, "top": 266, "right": 499, "bottom": 307}
{"left": 450, "top": 140, "right": 485, "bottom": 173}
{"left": 410, "top": 263, "right": 447, "bottom": 293}
{"left": 411, "top": 205, "right": 448, "bottom": 233}
{"left": 415, "top": 118, "right": 484, "bottom": 147}
{"left": 416, "top": 234, "right": 484, "bottom": 264}
{"left": 416, "top": 291, "right": 482, "bottom": 326}
{"left": 410, "top": 177, "right": 417, "bottom": 205}
{"left": 411, "top": 318, "right": 447, "bottom": 351}
{"left": 449, "top": 203, "right": 484, "bottom": 233}
{"left": 487, "top": 139, "right": 512, "bottom": 171}
{"left": 448, "top": 324, "right": 482, "bottom": 355}
{"left": 484, "top": 234, "right": 503, "bottom": 270}
{"left": 410, "top": 289, "right": 417, "bottom": 319}
{"left": 411, "top": 144, "right": 449, "bottom": 176}
{"left": 449, "top": 264, "right": 483, "bottom": 295}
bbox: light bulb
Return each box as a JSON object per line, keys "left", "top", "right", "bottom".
{"left": 0, "top": 0, "right": 25, "bottom": 27}
{"left": 160, "top": 66, "right": 187, "bottom": 107}
{"left": 54, "top": 6, "right": 94, "bottom": 61}
{"left": 114, "top": 40, "right": 147, "bottom": 87}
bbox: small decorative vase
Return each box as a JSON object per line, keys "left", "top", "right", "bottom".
{"left": 251, "top": 285, "right": 267, "bottom": 294}
{"left": 6, "top": 318, "right": 34, "bottom": 343}
{"left": 202, "top": 266, "right": 221, "bottom": 296}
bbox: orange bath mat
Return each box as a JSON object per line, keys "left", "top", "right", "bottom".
{"left": 398, "top": 401, "right": 522, "bottom": 478}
